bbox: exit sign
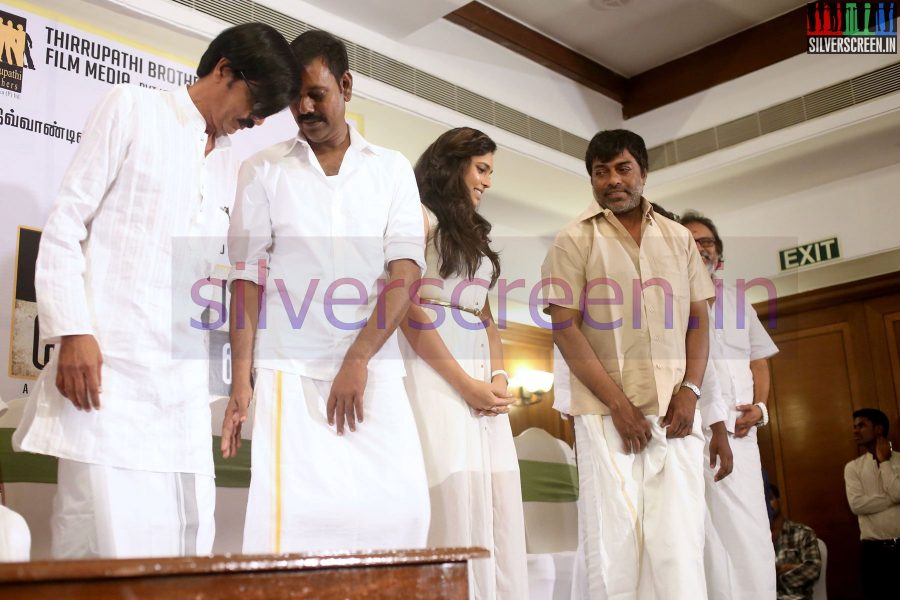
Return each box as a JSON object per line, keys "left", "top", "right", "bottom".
{"left": 779, "top": 237, "right": 840, "bottom": 271}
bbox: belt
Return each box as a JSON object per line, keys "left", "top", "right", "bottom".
{"left": 419, "top": 297, "right": 483, "bottom": 317}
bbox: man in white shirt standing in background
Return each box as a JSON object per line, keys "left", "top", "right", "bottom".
{"left": 844, "top": 407, "right": 900, "bottom": 600}
{"left": 13, "top": 23, "right": 299, "bottom": 559}
{"left": 681, "top": 211, "right": 778, "bottom": 600}
{"left": 222, "top": 29, "right": 430, "bottom": 553}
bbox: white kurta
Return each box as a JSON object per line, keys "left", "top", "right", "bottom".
{"left": 703, "top": 283, "right": 778, "bottom": 600}
{"left": 399, "top": 210, "right": 528, "bottom": 600}
{"left": 229, "top": 126, "right": 430, "bottom": 553}
{"left": 14, "top": 84, "right": 234, "bottom": 476}
{"left": 12, "top": 84, "right": 233, "bottom": 559}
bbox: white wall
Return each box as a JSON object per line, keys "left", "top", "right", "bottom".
{"left": 713, "top": 162, "right": 900, "bottom": 290}
{"left": 625, "top": 52, "right": 900, "bottom": 146}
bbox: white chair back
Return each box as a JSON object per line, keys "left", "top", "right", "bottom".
{"left": 812, "top": 538, "right": 827, "bottom": 600}
{"left": 514, "top": 427, "right": 578, "bottom": 554}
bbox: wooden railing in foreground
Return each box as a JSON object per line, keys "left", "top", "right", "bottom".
{"left": 0, "top": 547, "right": 489, "bottom": 599}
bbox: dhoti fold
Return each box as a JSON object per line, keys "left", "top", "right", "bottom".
{"left": 575, "top": 412, "right": 707, "bottom": 600}
{"left": 52, "top": 458, "right": 215, "bottom": 559}
{"left": 703, "top": 430, "right": 776, "bottom": 600}
{"left": 242, "top": 369, "right": 430, "bottom": 554}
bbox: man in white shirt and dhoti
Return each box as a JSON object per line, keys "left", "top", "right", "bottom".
{"left": 13, "top": 24, "right": 299, "bottom": 559}
{"left": 542, "top": 129, "right": 714, "bottom": 599}
{"left": 222, "top": 29, "right": 430, "bottom": 553}
{"left": 681, "top": 211, "right": 779, "bottom": 600}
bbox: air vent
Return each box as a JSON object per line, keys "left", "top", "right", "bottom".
{"left": 851, "top": 62, "right": 900, "bottom": 103}
{"left": 647, "top": 61, "right": 900, "bottom": 169}
{"left": 675, "top": 128, "right": 717, "bottom": 162}
{"left": 166, "top": 0, "right": 591, "bottom": 160}
{"left": 716, "top": 114, "right": 760, "bottom": 149}
{"left": 804, "top": 81, "right": 854, "bottom": 119}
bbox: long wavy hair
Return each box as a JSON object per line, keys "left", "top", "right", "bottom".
{"left": 414, "top": 127, "right": 500, "bottom": 288}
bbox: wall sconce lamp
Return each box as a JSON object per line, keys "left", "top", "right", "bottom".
{"left": 508, "top": 369, "right": 554, "bottom": 407}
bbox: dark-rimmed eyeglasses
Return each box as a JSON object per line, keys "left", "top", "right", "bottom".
{"left": 694, "top": 237, "right": 717, "bottom": 249}
{"left": 238, "top": 70, "right": 265, "bottom": 118}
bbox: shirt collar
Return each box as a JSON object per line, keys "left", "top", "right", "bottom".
{"left": 173, "top": 85, "right": 232, "bottom": 149}
{"left": 284, "top": 120, "right": 379, "bottom": 157}
{"left": 580, "top": 196, "right": 654, "bottom": 223}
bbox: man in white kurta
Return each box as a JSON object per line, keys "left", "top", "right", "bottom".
{"left": 543, "top": 130, "right": 714, "bottom": 600}
{"left": 12, "top": 24, "right": 300, "bottom": 559}
{"left": 222, "top": 30, "right": 429, "bottom": 553}
{"left": 681, "top": 211, "right": 778, "bottom": 600}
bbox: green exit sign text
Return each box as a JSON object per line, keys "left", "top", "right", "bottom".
{"left": 779, "top": 237, "right": 840, "bottom": 271}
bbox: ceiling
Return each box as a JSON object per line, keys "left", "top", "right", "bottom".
{"left": 481, "top": 0, "right": 803, "bottom": 76}
{"left": 302, "top": 0, "right": 803, "bottom": 77}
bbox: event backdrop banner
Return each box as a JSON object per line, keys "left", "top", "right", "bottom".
{"left": 0, "top": 1, "right": 290, "bottom": 407}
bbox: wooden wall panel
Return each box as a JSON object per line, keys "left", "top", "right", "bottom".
{"left": 499, "top": 323, "right": 574, "bottom": 446}
{"left": 767, "top": 325, "right": 862, "bottom": 599}
{"left": 755, "top": 272, "right": 900, "bottom": 600}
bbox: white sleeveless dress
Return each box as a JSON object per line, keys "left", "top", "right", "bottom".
{"left": 400, "top": 209, "right": 528, "bottom": 600}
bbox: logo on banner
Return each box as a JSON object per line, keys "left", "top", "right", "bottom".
{"left": 807, "top": 2, "right": 898, "bottom": 54}
{"left": 0, "top": 10, "right": 36, "bottom": 93}
{"left": 9, "top": 227, "right": 53, "bottom": 379}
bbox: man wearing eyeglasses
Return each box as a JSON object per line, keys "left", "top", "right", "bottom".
{"left": 13, "top": 23, "right": 299, "bottom": 559}
{"left": 681, "top": 211, "right": 779, "bottom": 600}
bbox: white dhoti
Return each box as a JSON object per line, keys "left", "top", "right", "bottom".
{"left": 52, "top": 458, "right": 215, "bottom": 559}
{"left": 575, "top": 412, "right": 707, "bottom": 600}
{"left": 703, "top": 429, "right": 776, "bottom": 600}
{"left": 242, "top": 369, "right": 430, "bottom": 554}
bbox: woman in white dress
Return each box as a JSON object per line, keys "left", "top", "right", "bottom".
{"left": 400, "top": 127, "right": 528, "bottom": 599}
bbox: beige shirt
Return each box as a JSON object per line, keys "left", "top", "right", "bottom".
{"left": 844, "top": 452, "right": 900, "bottom": 540}
{"left": 541, "top": 198, "right": 714, "bottom": 416}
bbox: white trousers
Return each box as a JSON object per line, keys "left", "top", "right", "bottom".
{"left": 575, "top": 413, "right": 707, "bottom": 600}
{"left": 703, "top": 430, "right": 776, "bottom": 600}
{"left": 242, "top": 370, "right": 430, "bottom": 554}
{"left": 52, "top": 458, "right": 215, "bottom": 559}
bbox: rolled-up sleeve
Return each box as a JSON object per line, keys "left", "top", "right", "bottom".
{"left": 35, "top": 85, "right": 134, "bottom": 344}
{"left": 383, "top": 153, "right": 425, "bottom": 273}
{"left": 227, "top": 159, "right": 273, "bottom": 287}
{"left": 541, "top": 232, "right": 586, "bottom": 314}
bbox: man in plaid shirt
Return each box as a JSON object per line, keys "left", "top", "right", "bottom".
{"left": 770, "top": 484, "right": 822, "bottom": 600}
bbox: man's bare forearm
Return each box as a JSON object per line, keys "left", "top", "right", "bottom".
{"left": 399, "top": 303, "right": 470, "bottom": 391}
{"left": 750, "top": 358, "right": 770, "bottom": 405}
{"left": 344, "top": 259, "right": 419, "bottom": 363}
{"left": 684, "top": 301, "right": 709, "bottom": 386}
{"left": 230, "top": 280, "right": 260, "bottom": 390}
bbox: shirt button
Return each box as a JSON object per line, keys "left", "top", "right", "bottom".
{"left": 648, "top": 306, "right": 655, "bottom": 313}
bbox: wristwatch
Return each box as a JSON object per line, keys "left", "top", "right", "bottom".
{"left": 680, "top": 381, "right": 702, "bottom": 398}
{"left": 755, "top": 402, "right": 769, "bottom": 427}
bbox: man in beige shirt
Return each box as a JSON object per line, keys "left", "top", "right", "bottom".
{"left": 844, "top": 408, "right": 900, "bottom": 599}
{"left": 542, "top": 129, "right": 714, "bottom": 599}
